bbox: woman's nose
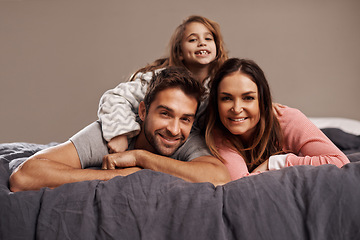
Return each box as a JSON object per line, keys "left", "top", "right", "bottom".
{"left": 231, "top": 101, "right": 243, "bottom": 114}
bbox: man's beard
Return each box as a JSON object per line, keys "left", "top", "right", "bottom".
{"left": 143, "top": 121, "right": 185, "bottom": 157}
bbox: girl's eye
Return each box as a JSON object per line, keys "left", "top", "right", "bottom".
{"left": 206, "top": 37, "right": 213, "bottom": 41}
{"left": 189, "top": 38, "right": 197, "bottom": 42}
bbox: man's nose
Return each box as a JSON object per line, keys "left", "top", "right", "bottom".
{"left": 167, "top": 119, "right": 181, "bottom": 136}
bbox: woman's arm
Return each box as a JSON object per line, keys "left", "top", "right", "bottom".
{"left": 272, "top": 105, "right": 350, "bottom": 169}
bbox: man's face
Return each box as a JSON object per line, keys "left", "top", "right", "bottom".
{"left": 139, "top": 87, "right": 198, "bottom": 156}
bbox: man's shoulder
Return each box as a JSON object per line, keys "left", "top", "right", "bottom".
{"left": 171, "top": 130, "right": 211, "bottom": 161}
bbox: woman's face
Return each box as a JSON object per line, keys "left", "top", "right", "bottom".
{"left": 217, "top": 71, "right": 260, "bottom": 141}
{"left": 180, "top": 22, "right": 217, "bottom": 68}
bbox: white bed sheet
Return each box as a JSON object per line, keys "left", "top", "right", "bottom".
{"left": 309, "top": 117, "right": 360, "bottom": 136}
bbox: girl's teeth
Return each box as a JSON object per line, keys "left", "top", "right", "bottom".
{"left": 197, "top": 51, "right": 208, "bottom": 55}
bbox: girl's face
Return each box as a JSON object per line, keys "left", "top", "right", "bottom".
{"left": 180, "top": 22, "right": 217, "bottom": 68}
{"left": 217, "top": 71, "right": 260, "bottom": 142}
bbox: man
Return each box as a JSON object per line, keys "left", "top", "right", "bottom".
{"left": 10, "top": 67, "right": 230, "bottom": 192}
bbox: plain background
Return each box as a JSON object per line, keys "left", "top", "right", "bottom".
{"left": 1, "top": 0, "right": 359, "bottom": 144}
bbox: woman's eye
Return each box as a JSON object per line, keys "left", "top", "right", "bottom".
{"left": 244, "top": 96, "right": 255, "bottom": 101}
{"left": 220, "top": 96, "right": 231, "bottom": 101}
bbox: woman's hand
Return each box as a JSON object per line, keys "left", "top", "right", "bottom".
{"left": 251, "top": 159, "right": 269, "bottom": 173}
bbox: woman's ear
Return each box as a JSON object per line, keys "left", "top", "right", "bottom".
{"left": 139, "top": 101, "right": 146, "bottom": 121}
{"left": 179, "top": 51, "right": 184, "bottom": 61}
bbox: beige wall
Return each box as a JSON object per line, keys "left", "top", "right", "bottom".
{"left": 1, "top": 0, "right": 359, "bottom": 144}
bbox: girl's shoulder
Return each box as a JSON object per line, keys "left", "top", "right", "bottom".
{"left": 131, "top": 68, "right": 166, "bottom": 82}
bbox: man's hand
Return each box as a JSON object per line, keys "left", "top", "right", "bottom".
{"left": 102, "top": 150, "right": 139, "bottom": 170}
{"left": 107, "top": 135, "right": 128, "bottom": 153}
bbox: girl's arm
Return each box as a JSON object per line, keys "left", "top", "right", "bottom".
{"left": 97, "top": 71, "right": 158, "bottom": 143}
{"left": 270, "top": 105, "right": 350, "bottom": 170}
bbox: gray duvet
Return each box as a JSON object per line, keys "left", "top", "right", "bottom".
{"left": 1, "top": 129, "right": 360, "bottom": 239}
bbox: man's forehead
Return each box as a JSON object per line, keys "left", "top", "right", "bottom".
{"left": 151, "top": 88, "right": 198, "bottom": 115}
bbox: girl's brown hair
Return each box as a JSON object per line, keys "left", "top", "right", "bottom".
{"left": 205, "top": 58, "right": 283, "bottom": 171}
{"left": 131, "top": 15, "right": 228, "bottom": 81}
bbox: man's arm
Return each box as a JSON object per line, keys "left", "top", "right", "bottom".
{"left": 9, "top": 141, "right": 141, "bottom": 192}
{"left": 102, "top": 150, "right": 231, "bottom": 186}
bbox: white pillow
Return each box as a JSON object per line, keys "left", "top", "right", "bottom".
{"left": 309, "top": 117, "right": 360, "bottom": 136}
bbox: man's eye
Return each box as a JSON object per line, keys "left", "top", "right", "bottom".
{"left": 160, "top": 111, "right": 169, "bottom": 116}
{"left": 181, "top": 118, "right": 192, "bottom": 123}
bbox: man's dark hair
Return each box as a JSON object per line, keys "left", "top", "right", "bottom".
{"left": 143, "top": 66, "right": 205, "bottom": 112}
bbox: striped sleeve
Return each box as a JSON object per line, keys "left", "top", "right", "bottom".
{"left": 97, "top": 71, "right": 156, "bottom": 141}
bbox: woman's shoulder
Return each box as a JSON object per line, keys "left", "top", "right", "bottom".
{"left": 274, "top": 104, "right": 314, "bottom": 133}
{"left": 273, "top": 103, "right": 305, "bottom": 120}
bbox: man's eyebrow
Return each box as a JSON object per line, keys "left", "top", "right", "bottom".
{"left": 156, "top": 105, "right": 173, "bottom": 112}
{"left": 156, "top": 105, "right": 196, "bottom": 118}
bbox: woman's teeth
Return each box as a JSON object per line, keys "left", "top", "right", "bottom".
{"left": 230, "top": 118, "right": 246, "bottom": 122}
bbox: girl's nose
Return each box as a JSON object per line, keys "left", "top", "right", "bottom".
{"left": 198, "top": 39, "right": 207, "bottom": 47}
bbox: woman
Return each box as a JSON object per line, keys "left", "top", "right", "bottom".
{"left": 205, "top": 58, "right": 349, "bottom": 180}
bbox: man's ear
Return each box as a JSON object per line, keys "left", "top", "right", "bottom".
{"left": 139, "top": 101, "right": 146, "bottom": 121}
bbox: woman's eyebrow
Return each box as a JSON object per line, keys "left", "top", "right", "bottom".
{"left": 219, "top": 91, "right": 257, "bottom": 96}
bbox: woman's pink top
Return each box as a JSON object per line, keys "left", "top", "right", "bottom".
{"left": 214, "top": 105, "right": 350, "bottom": 180}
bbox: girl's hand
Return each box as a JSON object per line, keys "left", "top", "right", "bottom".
{"left": 107, "top": 135, "right": 128, "bottom": 153}
{"left": 102, "top": 150, "right": 138, "bottom": 170}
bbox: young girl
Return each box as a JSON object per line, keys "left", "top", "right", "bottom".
{"left": 98, "top": 15, "right": 228, "bottom": 153}
{"left": 205, "top": 58, "right": 350, "bottom": 180}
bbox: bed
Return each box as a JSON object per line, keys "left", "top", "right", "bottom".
{"left": 1, "top": 118, "right": 360, "bottom": 240}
